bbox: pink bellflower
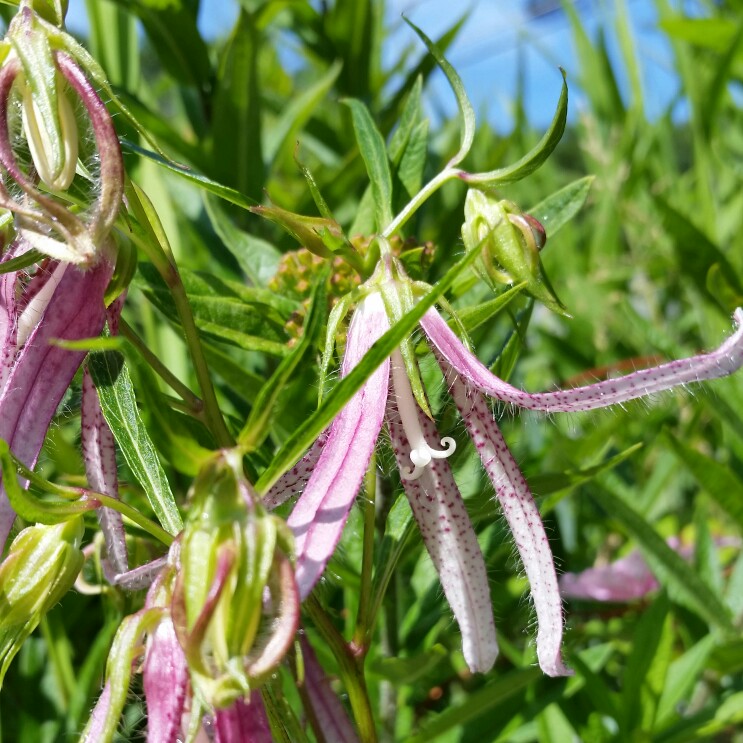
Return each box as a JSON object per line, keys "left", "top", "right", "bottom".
{"left": 266, "top": 258, "right": 743, "bottom": 676}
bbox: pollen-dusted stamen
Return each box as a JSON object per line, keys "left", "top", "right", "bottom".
{"left": 390, "top": 348, "right": 456, "bottom": 480}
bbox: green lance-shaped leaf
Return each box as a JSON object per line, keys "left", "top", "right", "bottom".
{"left": 528, "top": 176, "right": 595, "bottom": 239}
{"left": 462, "top": 69, "right": 568, "bottom": 186}
{"left": 343, "top": 98, "right": 394, "bottom": 230}
{"left": 89, "top": 350, "right": 183, "bottom": 535}
{"left": 404, "top": 17, "right": 475, "bottom": 168}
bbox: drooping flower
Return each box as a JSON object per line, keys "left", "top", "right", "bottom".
{"left": 267, "top": 255, "right": 743, "bottom": 675}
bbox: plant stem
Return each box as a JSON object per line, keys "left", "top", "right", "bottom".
{"left": 382, "top": 168, "right": 459, "bottom": 239}
{"left": 354, "top": 456, "right": 377, "bottom": 650}
{"left": 119, "top": 317, "right": 204, "bottom": 415}
{"left": 305, "top": 596, "right": 377, "bottom": 743}
{"left": 125, "top": 181, "right": 234, "bottom": 448}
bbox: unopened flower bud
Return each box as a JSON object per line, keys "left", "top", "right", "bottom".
{"left": 0, "top": 516, "right": 83, "bottom": 685}
{"left": 21, "top": 74, "right": 78, "bottom": 191}
{"left": 172, "top": 450, "right": 299, "bottom": 709}
{"left": 462, "top": 189, "right": 566, "bottom": 315}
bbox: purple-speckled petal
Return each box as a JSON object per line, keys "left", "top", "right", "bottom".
{"left": 0, "top": 259, "right": 113, "bottom": 550}
{"left": 422, "top": 307, "right": 743, "bottom": 412}
{"left": 299, "top": 635, "right": 359, "bottom": 743}
{"left": 83, "top": 681, "right": 112, "bottom": 743}
{"left": 445, "top": 368, "right": 570, "bottom": 677}
{"left": 288, "top": 292, "right": 390, "bottom": 599}
{"left": 263, "top": 431, "right": 329, "bottom": 510}
{"left": 214, "top": 697, "right": 273, "bottom": 743}
{"left": 82, "top": 369, "right": 128, "bottom": 577}
{"left": 143, "top": 616, "right": 190, "bottom": 743}
{"left": 387, "top": 393, "right": 498, "bottom": 674}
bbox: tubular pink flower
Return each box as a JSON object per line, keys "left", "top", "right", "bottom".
{"left": 387, "top": 394, "right": 498, "bottom": 674}
{"left": 421, "top": 306, "right": 743, "bottom": 413}
{"left": 287, "top": 291, "right": 390, "bottom": 599}
{"left": 214, "top": 697, "right": 273, "bottom": 743}
{"left": 299, "top": 635, "right": 359, "bottom": 743}
{"left": 0, "top": 256, "right": 114, "bottom": 550}
{"left": 274, "top": 277, "right": 743, "bottom": 676}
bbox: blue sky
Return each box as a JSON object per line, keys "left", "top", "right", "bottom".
{"left": 65, "top": 0, "right": 683, "bottom": 131}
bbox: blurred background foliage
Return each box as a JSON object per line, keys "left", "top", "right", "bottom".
{"left": 2, "top": 0, "right": 743, "bottom": 741}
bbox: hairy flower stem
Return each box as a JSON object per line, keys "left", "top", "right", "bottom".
{"left": 354, "top": 457, "right": 378, "bottom": 652}
{"left": 305, "top": 596, "right": 377, "bottom": 743}
{"left": 125, "top": 182, "right": 234, "bottom": 448}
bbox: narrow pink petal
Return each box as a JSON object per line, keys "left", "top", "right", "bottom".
{"left": 446, "top": 370, "right": 570, "bottom": 677}
{"left": 559, "top": 551, "right": 659, "bottom": 602}
{"left": 0, "top": 259, "right": 113, "bottom": 550}
{"left": 263, "top": 431, "right": 329, "bottom": 510}
{"left": 288, "top": 292, "right": 390, "bottom": 599}
{"left": 214, "top": 697, "right": 272, "bottom": 743}
{"left": 143, "top": 616, "right": 190, "bottom": 743}
{"left": 82, "top": 368, "right": 128, "bottom": 576}
{"left": 387, "top": 396, "right": 498, "bottom": 674}
{"left": 299, "top": 636, "right": 359, "bottom": 742}
{"left": 422, "top": 307, "right": 743, "bottom": 412}
{"left": 82, "top": 682, "right": 112, "bottom": 743}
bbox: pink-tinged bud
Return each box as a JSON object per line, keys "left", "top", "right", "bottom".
{"left": 172, "top": 450, "right": 299, "bottom": 709}
{"left": 461, "top": 189, "right": 564, "bottom": 314}
{"left": 0, "top": 8, "right": 123, "bottom": 264}
{"left": 0, "top": 517, "right": 83, "bottom": 685}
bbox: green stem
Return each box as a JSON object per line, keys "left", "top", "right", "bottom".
{"left": 125, "top": 181, "right": 234, "bottom": 448}
{"left": 11, "top": 454, "right": 174, "bottom": 546}
{"left": 382, "top": 168, "right": 459, "bottom": 239}
{"left": 119, "top": 318, "right": 204, "bottom": 415}
{"left": 39, "top": 614, "right": 76, "bottom": 708}
{"left": 353, "top": 456, "right": 377, "bottom": 650}
{"left": 305, "top": 596, "right": 377, "bottom": 743}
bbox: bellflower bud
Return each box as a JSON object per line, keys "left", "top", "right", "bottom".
{"left": 172, "top": 450, "right": 299, "bottom": 709}
{"left": 0, "top": 516, "right": 83, "bottom": 685}
{"left": 462, "top": 189, "right": 565, "bottom": 315}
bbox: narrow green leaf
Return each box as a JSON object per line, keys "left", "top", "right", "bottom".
{"left": 456, "top": 282, "right": 527, "bottom": 334}
{"left": 121, "top": 140, "right": 254, "bottom": 210}
{"left": 656, "top": 635, "right": 716, "bottom": 727}
{"left": 406, "top": 667, "right": 542, "bottom": 743}
{"left": 590, "top": 485, "right": 734, "bottom": 634}
{"left": 89, "top": 351, "right": 183, "bottom": 535}
{"left": 620, "top": 592, "right": 672, "bottom": 734}
{"left": 0, "top": 249, "right": 44, "bottom": 275}
{"left": 388, "top": 75, "right": 423, "bottom": 164}
{"left": 528, "top": 176, "right": 594, "bottom": 239}
{"left": 663, "top": 430, "right": 743, "bottom": 533}
{"left": 264, "top": 60, "right": 342, "bottom": 163}
{"left": 255, "top": 241, "right": 485, "bottom": 492}
{"left": 404, "top": 16, "right": 475, "bottom": 168}
{"left": 343, "top": 98, "right": 394, "bottom": 229}
{"left": 239, "top": 267, "right": 330, "bottom": 449}
{"left": 463, "top": 70, "right": 568, "bottom": 186}
{"left": 204, "top": 194, "right": 280, "bottom": 286}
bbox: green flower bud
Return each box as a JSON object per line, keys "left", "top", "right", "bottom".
{"left": 462, "top": 189, "right": 566, "bottom": 315}
{"left": 0, "top": 517, "right": 84, "bottom": 686}
{"left": 21, "top": 72, "right": 78, "bottom": 191}
{"left": 172, "top": 450, "right": 299, "bottom": 709}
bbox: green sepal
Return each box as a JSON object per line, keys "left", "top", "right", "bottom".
{"left": 250, "top": 203, "right": 344, "bottom": 260}
{"left": 0, "top": 516, "right": 84, "bottom": 687}
{"left": 8, "top": 8, "right": 64, "bottom": 181}
{"left": 462, "top": 69, "right": 568, "bottom": 186}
